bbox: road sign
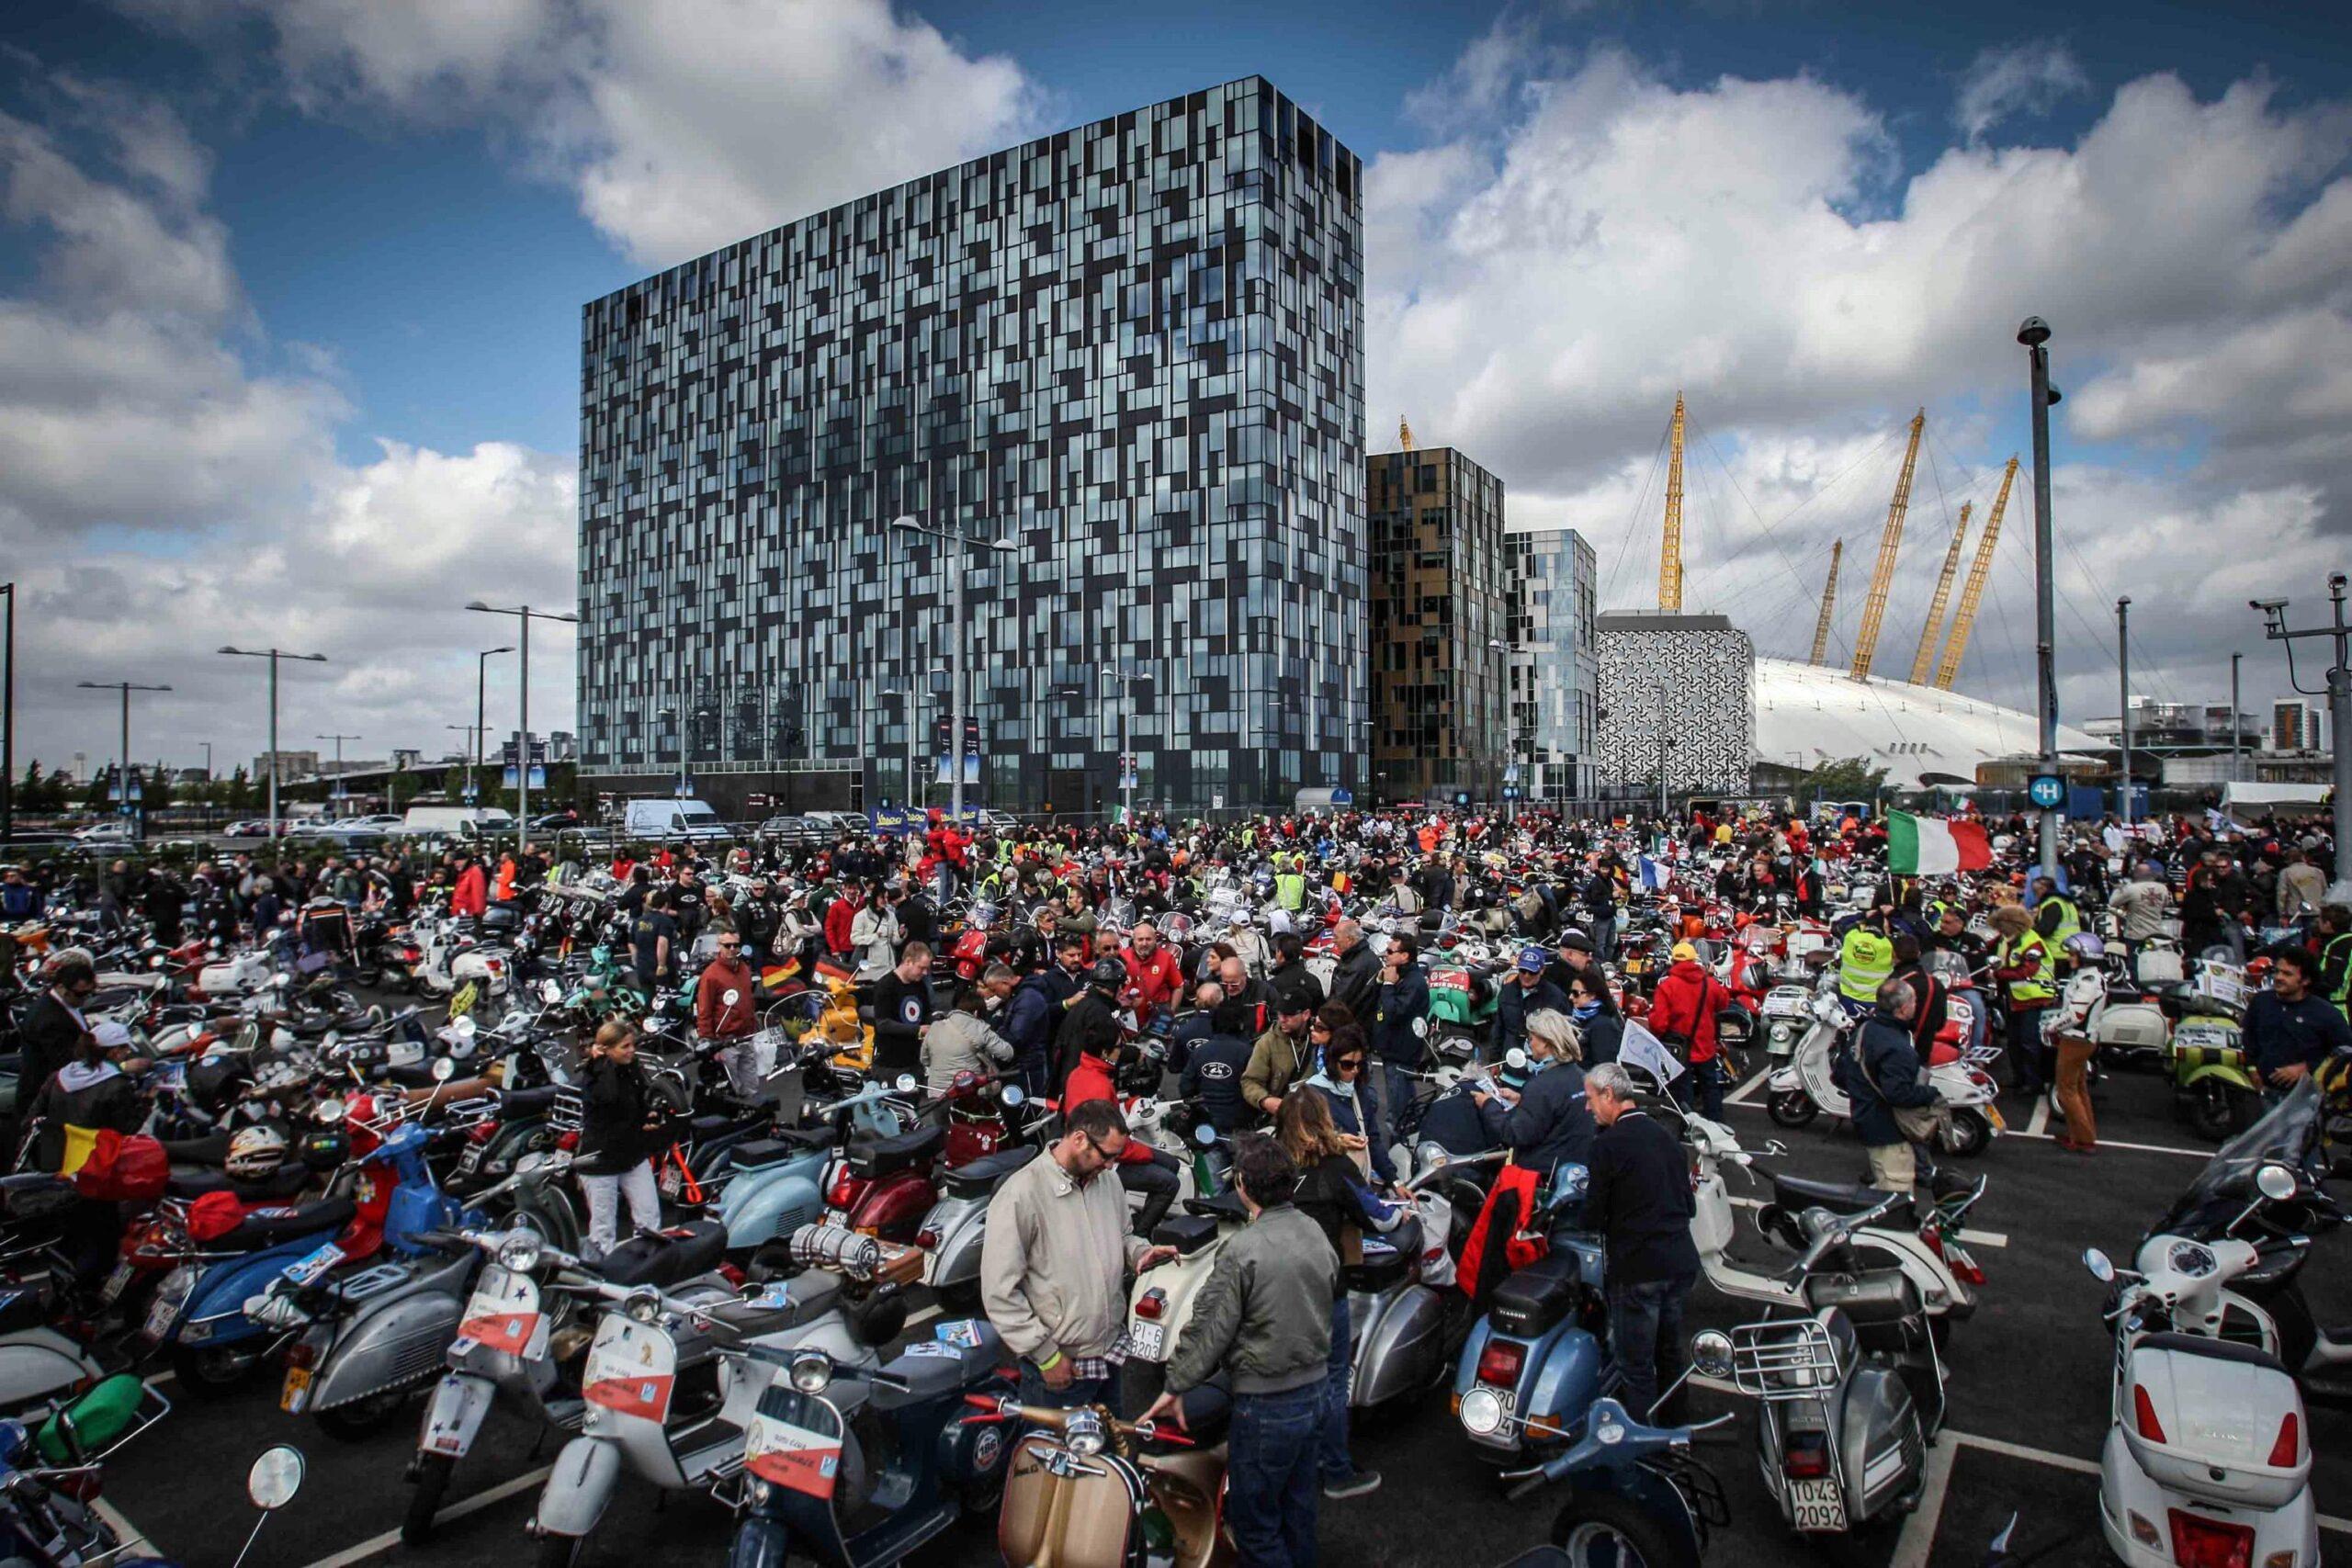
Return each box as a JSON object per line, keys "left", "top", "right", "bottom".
{"left": 1453, "top": 791, "right": 1471, "bottom": 808}
{"left": 2027, "top": 774, "right": 2066, "bottom": 810}
{"left": 1503, "top": 786, "right": 1520, "bottom": 800}
{"left": 1504, "top": 764, "right": 1521, "bottom": 786}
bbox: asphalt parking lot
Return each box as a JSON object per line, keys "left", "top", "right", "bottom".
{"left": 92, "top": 1059, "right": 2352, "bottom": 1568}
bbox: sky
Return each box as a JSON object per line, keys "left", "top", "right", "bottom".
{"left": 1, "top": 0, "right": 2347, "bottom": 779}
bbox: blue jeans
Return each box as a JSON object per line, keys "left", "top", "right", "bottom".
{"left": 1320, "top": 1292, "right": 1355, "bottom": 1483}
{"left": 1606, "top": 1270, "right": 1696, "bottom": 1427}
{"left": 1227, "top": 1382, "right": 1322, "bottom": 1567}
{"left": 1674, "top": 1056, "right": 1725, "bottom": 1120}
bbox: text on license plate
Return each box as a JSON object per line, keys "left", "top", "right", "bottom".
{"left": 141, "top": 1293, "right": 178, "bottom": 1342}
{"left": 1984, "top": 1104, "right": 2007, "bottom": 1130}
{"left": 1125, "top": 1321, "right": 1165, "bottom": 1361}
{"left": 1789, "top": 1475, "right": 1845, "bottom": 1530}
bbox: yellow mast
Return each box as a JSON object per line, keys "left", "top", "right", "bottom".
{"left": 1848, "top": 409, "right": 1926, "bottom": 682}
{"left": 1399, "top": 415, "right": 1415, "bottom": 451}
{"left": 1657, "top": 392, "right": 1686, "bottom": 612}
{"left": 1907, "top": 501, "right": 1972, "bottom": 686}
{"left": 1934, "top": 456, "right": 2018, "bottom": 691}
{"left": 1809, "top": 541, "right": 1843, "bottom": 665}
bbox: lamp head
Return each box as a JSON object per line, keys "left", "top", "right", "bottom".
{"left": 890, "top": 514, "right": 919, "bottom": 532}
{"left": 2016, "top": 316, "right": 2052, "bottom": 347}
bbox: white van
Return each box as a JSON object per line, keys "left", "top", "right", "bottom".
{"left": 621, "top": 797, "right": 733, "bottom": 843}
{"left": 401, "top": 806, "right": 516, "bottom": 840}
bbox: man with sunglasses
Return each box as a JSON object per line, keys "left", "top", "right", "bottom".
{"left": 695, "top": 930, "right": 760, "bottom": 1099}
{"left": 981, "top": 1100, "right": 1179, "bottom": 1410}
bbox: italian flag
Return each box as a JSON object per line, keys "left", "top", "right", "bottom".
{"left": 1886, "top": 811, "right": 1993, "bottom": 875}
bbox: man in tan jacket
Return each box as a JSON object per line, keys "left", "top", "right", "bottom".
{"left": 979, "top": 1099, "right": 1175, "bottom": 1409}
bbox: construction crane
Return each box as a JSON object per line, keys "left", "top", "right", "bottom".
{"left": 1657, "top": 392, "right": 1687, "bottom": 612}
{"left": 1934, "top": 456, "right": 2018, "bottom": 690}
{"left": 1399, "top": 415, "right": 1415, "bottom": 451}
{"left": 1809, "top": 540, "right": 1843, "bottom": 665}
{"left": 1848, "top": 410, "right": 1926, "bottom": 682}
{"left": 1907, "top": 502, "right": 1973, "bottom": 686}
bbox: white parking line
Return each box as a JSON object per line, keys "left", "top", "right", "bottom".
{"left": 296, "top": 1463, "right": 555, "bottom": 1568}
{"left": 1724, "top": 1192, "right": 2008, "bottom": 1248}
{"left": 2025, "top": 1098, "right": 2051, "bottom": 1139}
{"left": 1945, "top": 1431, "right": 2352, "bottom": 1536}
{"left": 92, "top": 1496, "right": 152, "bottom": 1558}
{"left": 1890, "top": 1435, "right": 1957, "bottom": 1568}
{"left": 1723, "top": 1071, "right": 1769, "bottom": 1108}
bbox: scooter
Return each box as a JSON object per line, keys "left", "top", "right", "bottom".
{"left": 1342, "top": 1168, "right": 1468, "bottom": 1415}
{"left": 1682, "top": 1112, "right": 1984, "bottom": 1325}
{"left": 1693, "top": 1192, "right": 1949, "bottom": 1537}
{"left": 715, "top": 1079, "right": 910, "bottom": 1253}
{"left": 1765, "top": 988, "right": 2004, "bottom": 1156}
{"left": 1121, "top": 1190, "right": 1252, "bottom": 1411}
{"left": 2082, "top": 1162, "right": 2318, "bottom": 1568}
{"left": 2164, "top": 1012, "right": 2261, "bottom": 1143}
{"left": 984, "top": 1387, "right": 1231, "bottom": 1568}
{"left": 1497, "top": 1392, "right": 1729, "bottom": 1568}
{"left": 528, "top": 1224, "right": 912, "bottom": 1568}
{"left": 1453, "top": 1168, "right": 1614, "bottom": 1458}
{"left": 727, "top": 1325, "right": 1019, "bottom": 1567}
{"left": 196, "top": 943, "right": 277, "bottom": 1001}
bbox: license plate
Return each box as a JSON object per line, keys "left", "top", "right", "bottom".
{"left": 819, "top": 1210, "right": 847, "bottom": 1230}
{"left": 1125, "top": 1320, "right": 1165, "bottom": 1361}
{"left": 1789, "top": 1475, "right": 1846, "bottom": 1530}
{"left": 1983, "top": 1103, "right": 2006, "bottom": 1131}
{"left": 141, "top": 1291, "right": 180, "bottom": 1344}
{"left": 280, "top": 1366, "right": 311, "bottom": 1414}
{"left": 100, "top": 1261, "right": 135, "bottom": 1307}
{"left": 657, "top": 1165, "right": 682, "bottom": 1198}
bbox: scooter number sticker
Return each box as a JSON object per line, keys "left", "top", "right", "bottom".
{"left": 99, "top": 1260, "right": 135, "bottom": 1307}
{"left": 582, "top": 1321, "right": 676, "bottom": 1425}
{"left": 744, "top": 1414, "right": 842, "bottom": 1500}
{"left": 1789, "top": 1476, "right": 1846, "bottom": 1530}
{"left": 458, "top": 1271, "right": 544, "bottom": 1357}
{"left": 283, "top": 1242, "right": 344, "bottom": 1288}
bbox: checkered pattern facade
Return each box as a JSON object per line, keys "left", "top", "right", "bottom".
{"left": 576, "top": 77, "right": 1366, "bottom": 815}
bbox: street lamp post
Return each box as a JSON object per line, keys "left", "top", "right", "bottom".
{"left": 75, "top": 680, "right": 172, "bottom": 839}
{"left": 2252, "top": 575, "right": 2352, "bottom": 897}
{"left": 1, "top": 581, "right": 14, "bottom": 843}
{"left": 891, "top": 515, "right": 1012, "bottom": 823}
{"left": 655, "top": 701, "right": 689, "bottom": 799}
{"left": 2230, "top": 652, "right": 2244, "bottom": 784}
{"left": 2117, "top": 597, "right": 2132, "bottom": 828}
{"left": 1100, "top": 667, "right": 1138, "bottom": 824}
{"left": 219, "top": 647, "right": 328, "bottom": 842}
{"left": 466, "top": 603, "right": 577, "bottom": 860}
{"left": 315, "top": 733, "right": 360, "bottom": 816}
{"left": 2018, "top": 315, "right": 2063, "bottom": 880}
{"left": 475, "top": 647, "right": 514, "bottom": 806}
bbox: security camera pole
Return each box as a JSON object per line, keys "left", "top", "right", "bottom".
{"left": 2252, "top": 577, "right": 2352, "bottom": 897}
{"left": 2018, "top": 315, "right": 2061, "bottom": 880}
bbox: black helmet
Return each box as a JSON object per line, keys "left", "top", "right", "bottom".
{"left": 1088, "top": 956, "right": 1126, "bottom": 990}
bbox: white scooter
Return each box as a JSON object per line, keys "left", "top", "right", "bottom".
{"left": 2082, "top": 1163, "right": 2318, "bottom": 1568}
{"left": 1765, "top": 987, "right": 2004, "bottom": 1156}
{"left": 197, "top": 942, "right": 277, "bottom": 1000}
{"left": 411, "top": 910, "right": 510, "bottom": 1004}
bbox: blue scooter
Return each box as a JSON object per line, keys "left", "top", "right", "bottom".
{"left": 714, "top": 1080, "right": 910, "bottom": 1253}
{"left": 724, "top": 1322, "right": 1018, "bottom": 1568}
{"left": 1496, "top": 1390, "right": 1729, "bottom": 1568}
{"left": 1453, "top": 1164, "right": 1616, "bottom": 1458}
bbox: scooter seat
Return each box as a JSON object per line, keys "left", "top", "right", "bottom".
{"left": 216, "top": 1196, "right": 356, "bottom": 1248}
{"left": 1771, "top": 1172, "right": 1913, "bottom": 1225}
{"left": 1182, "top": 1190, "right": 1250, "bottom": 1223}
{"left": 704, "top": 1270, "right": 843, "bottom": 1335}
{"left": 1803, "top": 1269, "right": 1921, "bottom": 1326}
{"left": 943, "top": 1145, "right": 1039, "bottom": 1197}
{"left": 1343, "top": 1215, "right": 1425, "bottom": 1294}
{"left": 599, "top": 1220, "right": 729, "bottom": 1287}
{"left": 1488, "top": 1249, "right": 1584, "bottom": 1339}
{"left": 845, "top": 1122, "right": 944, "bottom": 1179}
{"left": 496, "top": 1084, "right": 563, "bottom": 1114}
{"left": 870, "top": 1324, "right": 1006, "bottom": 1410}
{"left": 159, "top": 1132, "right": 231, "bottom": 1166}
{"left": 165, "top": 1165, "right": 311, "bottom": 1202}
{"left": 2137, "top": 1330, "right": 2289, "bottom": 1377}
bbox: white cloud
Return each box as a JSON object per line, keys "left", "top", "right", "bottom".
{"left": 1953, "top": 41, "right": 2089, "bottom": 141}
{"left": 165, "top": 0, "right": 1041, "bottom": 267}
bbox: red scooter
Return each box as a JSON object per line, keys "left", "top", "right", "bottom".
{"left": 819, "top": 1071, "right": 1024, "bottom": 1241}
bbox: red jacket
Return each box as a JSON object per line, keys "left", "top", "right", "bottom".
{"left": 451, "top": 864, "right": 488, "bottom": 919}
{"left": 1119, "top": 945, "right": 1184, "bottom": 1025}
{"left": 824, "top": 897, "right": 857, "bottom": 954}
{"left": 1062, "top": 1054, "right": 1156, "bottom": 1167}
{"left": 695, "top": 956, "right": 756, "bottom": 1040}
{"left": 1645, "top": 959, "right": 1729, "bottom": 1064}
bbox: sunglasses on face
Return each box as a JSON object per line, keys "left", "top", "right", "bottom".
{"left": 1335, "top": 1057, "right": 1364, "bottom": 1073}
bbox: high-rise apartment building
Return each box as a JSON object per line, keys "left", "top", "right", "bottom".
{"left": 1365, "top": 445, "right": 1510, "bottom": 801}
{"left": 576, "top": 78, "right": 1365, "bottom": 817}
{"left": 1508, "top": 528, "right": 1600, "bottom": 801}
{"left": 2272, "top": 698, "right": 2323, "bottom": 752}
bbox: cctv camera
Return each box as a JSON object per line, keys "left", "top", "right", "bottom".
{"left": 2252, "top": 598, "right": 2287, "bottom": 613}
{"left": 2017, "top": 317, "right": 2052, "bottom": 347}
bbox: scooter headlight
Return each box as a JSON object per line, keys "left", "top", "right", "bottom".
{"left": 495, "top": 1232, "right": 543, "bottom": 1274}
{"left": 1458, "top": 1386, "right": 1507, "bottom": 1437}
{"left": 1416, "top": 1142, "right": 1449, "bottom": 1174}
{"left": 622, "top": 1288, "right": 662, "bottom": 1324}
{"left": 1063, "top": 1407, "right": 1106, "bottom": 1457}
{"left": 788, "top": 1350, "right": 833, "bottom": 1394}
{"left": 745, "top": 1478, "right": 772, "bottom": 1507}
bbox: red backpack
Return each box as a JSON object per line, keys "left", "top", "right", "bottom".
{"left": 73, "top": 1131, "right": 168, "bottom": 1202}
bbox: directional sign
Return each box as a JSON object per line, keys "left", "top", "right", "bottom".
{"left": 2027, "top": 774, "right": 2066, "bottom": 810}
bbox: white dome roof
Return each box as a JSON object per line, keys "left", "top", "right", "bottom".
{"left": 1753, "top": 656, "right": 2103, "bottom": 789}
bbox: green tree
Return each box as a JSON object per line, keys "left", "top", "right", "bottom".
{"left": 1804, "top": 756, "right": 1892, "bottom": 801}
{"left": 227, "top": 765, "right": 254, "bottom": 811}
{"left": 17, "top": 760, "right": 53, "bottom": 812}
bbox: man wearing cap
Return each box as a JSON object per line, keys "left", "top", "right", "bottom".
{"left": 1645, "top": 941, "right": 1732, "bottom": 1119}
{"left": 1241, "top": 996, "right": 1319, "bottom": 1122}
{"left": 1492, "top": 945, "right": 1568, "bottom": 1065}
{"left": 1543, "top": 929, "right": 1596, "bottom": 1000}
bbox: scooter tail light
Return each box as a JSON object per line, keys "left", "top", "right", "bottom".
{"left": 284, "top": 1341, "right": 318, "bottom": 1372}
{"left": 1136, "top": 1290, "right": 1165, "bottom": 1321}
{"left": 2132, "top": 1384, "right": 2167, "bottom": 1445}
{"left": 915, "top": 1228, "right": 941, "bottom": 1252}
{"left": 1475, "top": 1341, "right": 1524, "bottom": 1387}
{"left": 468, "top": 1121, "right": 500, "bottom": 1145}
{"left": 1782, "top": 1432, "right": 1831, "bottom": 1479}
{"left": 2166, "top": 1509, "right": 2255, "bottom": 1568}
{"left": 826, "top": 1169, "right": 859, "bottom": 1210}
{"left": 555, "top": 1132, "right": 579, "bottom": 1152}
{"left": 2266, "top": 1410, "right": 2300, "bottom": 1468}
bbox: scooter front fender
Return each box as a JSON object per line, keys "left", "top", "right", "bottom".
{"left": 726, "top": 1514, "right": 792, "bottom": 1568}
{"left": 418, "top": 1370, "right": 498, "bottom": 1460}
{"left": 536, "top": 1435, "right": 620, "bottom": 1540}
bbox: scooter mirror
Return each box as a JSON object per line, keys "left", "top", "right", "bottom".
{"left": 2082, "top": 1247, "right": 2115, "bottom": 1283}
{"left": 896, "top": 1073, "right": 918, "bottom": 1093}
{"left": 1194, "top": 1122, "right": 1219, "bottom": 1147}
{"left": 315, "top": 1099, "right": 346, "bottom": 1124}
{"left": 1690, "top": 1330, "right": 1735, "bottom": 1381}
{"left": 150, "top": 954, "right": 165, "bottom": 970}
{"left": 320, "top": 1031, "right": 339, "bottom": 1052}
{"left": 540, "top": 980, "right": 562, "bottom": 1004}
{"left": 723, "top": 988, "right": 741, "bottom": 1007}
{"left": 2255, "top": 1163, "right": 2299, "bottom": 1202}
{"left": 273, "top": 972, "right": 292, "bottom": 987}
{"left": 515, "top": 1152, "right": 548, "bottom": 1176}
{"left": 247, "top": 1444, "right": 306, "bottom": 1509}
{"left": 454, "top": 1016, "right": 478, "bottom": 1036}
{"left": 1503, "top": 1047, "right": 1529, "bottom": 1071}
{"left": 432, "top": 1057, "right": 457, "bottom": 1082}
{"left": 1001, "top": 1085, "right": 1026, "bottom": 1107}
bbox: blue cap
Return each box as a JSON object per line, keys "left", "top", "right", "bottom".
{"left": 1517, "top": 946, "right": 1549, "bottom": 974}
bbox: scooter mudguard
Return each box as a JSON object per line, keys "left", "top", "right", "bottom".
{"left": 418, "top": 1370, "right": 498, "bottom": 1460}
{"left": 848, "top": 1174, "right": 937, "bottom": 1244}
{"left": 0, "top": 1331, "right": 106, "bottom": 1412}
{"left": 1766, "top": 1064, "right": 1798, "bottom": 1093}
{"left": 922, "top": 1198, "right": 987, "bottom": 1291}
{"left": 537, "top": 1434, "right": 621, "bottom": 1540}
{"left": 725, "top": 1515, "right": 793, "bottom": 1568}
{"left": 1350, "top": 1285, "right": 1449, "bottom": 1410}
{"left": 180, "top": 1235, "right": 335, "bottom": 1347}
{"left": 719, "top": 1172, "right": 825, "bottom": 1251}
{"left": 311, "top": 1254, "right": 476, "bottom": 1412}
{"left": 1839, "top": 1363, "right": 1925, "bottom": 1524}
{"left": 1549, "top": 1468, "right": 1702, "bottom": 1566}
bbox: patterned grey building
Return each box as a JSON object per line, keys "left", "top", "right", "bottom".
{"left": 1507, "top": 528, "right": 1600, "bottom": 801}
{"left": 1595, "top": 612, "right": 1754, "bottom": 795}
{"left": 576, "top": 78, "right": 1366, "bottom": 817}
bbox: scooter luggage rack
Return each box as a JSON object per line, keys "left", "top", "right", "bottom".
{"left": 548, "top": 1089, "right": 585, "bottom": 1137}
{"left": 1725, "top": 1320, "right": 1846, "bottom": 1399}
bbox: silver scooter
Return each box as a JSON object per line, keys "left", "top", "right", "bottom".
{"left": 1345, "top": 1157, "right": 1475, "bottom": 1413}
{"left": 1691, "top": 1191, "right": 1948, "bottom": 1537}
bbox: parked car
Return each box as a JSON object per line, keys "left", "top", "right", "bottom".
{"left": 757, "top": 814, "right": 829, "bottom": 850}
{"left": 619, "top": 797, "right": 733, "bottom": 843}
{"left": 221, "top": 819, "right": 274, "bottom": 838}
{"left": 71, "top": 820, "right": 135, "bottom": 844}
{"left": 530, "top": 809, "right": 580, "bottom": 830}
{"left": 350, "top": 814, "right": 407, "bottom": 831}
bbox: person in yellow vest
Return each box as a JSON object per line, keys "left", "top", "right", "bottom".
{"left": 2030, "top": 875, "right": 2083, "bottom": 967}
{"left": 2316, "top": 903, "right": 2352, "bottom": 1023}
{"left": 1988, "top": 905, "right": 2056, "bottom": 1099}
{"left": 1838, "top": 921, "right": 1894, "bottom": 1007}
{"left": 1273, "top": 857, "right": 1306, "bottom": 913}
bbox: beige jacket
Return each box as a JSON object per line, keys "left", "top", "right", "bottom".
{"left": 979, "top": 1149, "right": 1148, "bottom": 1364}
{"left": 920, "top": 1010, "right": 1016, "bottom": 1095}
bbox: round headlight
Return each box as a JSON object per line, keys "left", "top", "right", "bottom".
{"left": 788, "top": 1350, "right": 832, "bottom": 1394}
{"left": 1458, "top": 1386, "right": 1507, "bottom": 1437}
{"left": 1416, "top": 1142, "right": 1449, "bottom": 1173}
{"left": 623, "top": 1289, "right": 662, "bottom": 1324}
{"left": 1063, "top": 1408, "right": 1106, "bottom": 1457}
{"left": 745, "top": 1478, "right": 772, "bottom": 1507}
{"left": 496, "top": 1232, "right": 543, "bottom": 1274}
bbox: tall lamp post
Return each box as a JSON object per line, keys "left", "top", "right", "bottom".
{"left": 75, "top": 680, "right": 172, "bottom": 839}
{"left": 2117, "top": 597, "right": 2132, "bottom": 827}
{"left": 1, "top": 581, "right": 14, "bottom": 843}
{"left": 474, "top": 647, "right": 514, "bottom": 805}
{"left": 2018, "top": 315, "right": 2064, "bottom": 879}
{"left": 465, "top": 603, "right": 576, "bottom": 860}
{"left": 315, "top": 732, "right": 360, "bottom": 816}
{"left": 2252, "top": 574, "right": 2352, "bottom": 897}
{"left": 1487, "top": 637, "right": 1512, "bottom": 819}
{"left": 2230, "top": 652, "right": 2244, "bottom": 784}
{"left": 890, "top": 514, "right": 1012, "bottom": 823}
{"left": 1101, "top": 666, "right": 1138, "bottom": 824}
{"left": 219, "top": 647, "right": 328, "bottom": 842}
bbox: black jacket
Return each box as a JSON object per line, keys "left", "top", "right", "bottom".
{"left": 1326, "top": 942, "right": 1381, "bottom": 1026}
{"left": 1057, "top": 989, "right": 1122, "bottom": 1094}
{"left": 1842, "top": 1012, "right": 1939, "bottom": 1146}
{"left": 579, "top": 1055, "right": 658, "bottom": 1174}
{"left": 1179, "top": 1032, "right": 1255, "bottom": 1133}
{"left": 15, "top": 994, "right": 88, "bottom": 1117}
{"left": 1492, "top": 976, "right": 1568, "bottom": 1058}
{"left": 26, "top": 1062, "right": 142, "bottom": 1173}
{"left": 1495, "top": 1062, "right": 1596, "bottom": 1177}
{"left": 1267, "top": 960, "right": 1325, "bottom": 1018}
{"left": 1583, "top": 1110, "right": 1700, "bottom": 1284}
{"left": 871, "top": 970, "right": 931, "bottom": 1075}
{"left": 1575, "top": 1009, "right": 1623, "bottom": 1066}
{"left": 1372, "top": 967, "right": 1432, "bottom": 1068}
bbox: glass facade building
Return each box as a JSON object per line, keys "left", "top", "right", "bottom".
{"left": 575, "top": 78, "right": 1365, "bottom": 818}
{"left": 1508, "top": 527, "right": 1600, "bottom": 800}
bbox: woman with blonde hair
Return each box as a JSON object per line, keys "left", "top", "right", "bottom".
{"left": 1468, "top": 1007, "right": 1596, "bottom": 1188}
{"left": 1273, "top": 1091, "right": 1397, "bottom": 1501}
{"left": 578, "top": 1019, "right": 663, "bottom": 1256}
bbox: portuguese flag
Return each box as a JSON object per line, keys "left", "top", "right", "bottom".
{"left": 1886, "top": 811, "right": 1993, "bottom": 875}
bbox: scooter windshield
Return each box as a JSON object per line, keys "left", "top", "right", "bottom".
{"left": 2149, "top": 1077, "right": 2322, "bottom": 1239}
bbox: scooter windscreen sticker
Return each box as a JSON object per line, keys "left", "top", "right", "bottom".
{"left": 458, "top": 1269, "right": 544, "bottom": 1357}
{"left": 745, "top": 1408, "right": 844, "bottom": 1499}
{"left": 582, "top": 1319, "right": 675, "bottom": 1424}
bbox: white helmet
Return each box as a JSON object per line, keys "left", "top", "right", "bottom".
{"left": 226, "top": 1125, "right": 288, "bottom": 1179}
